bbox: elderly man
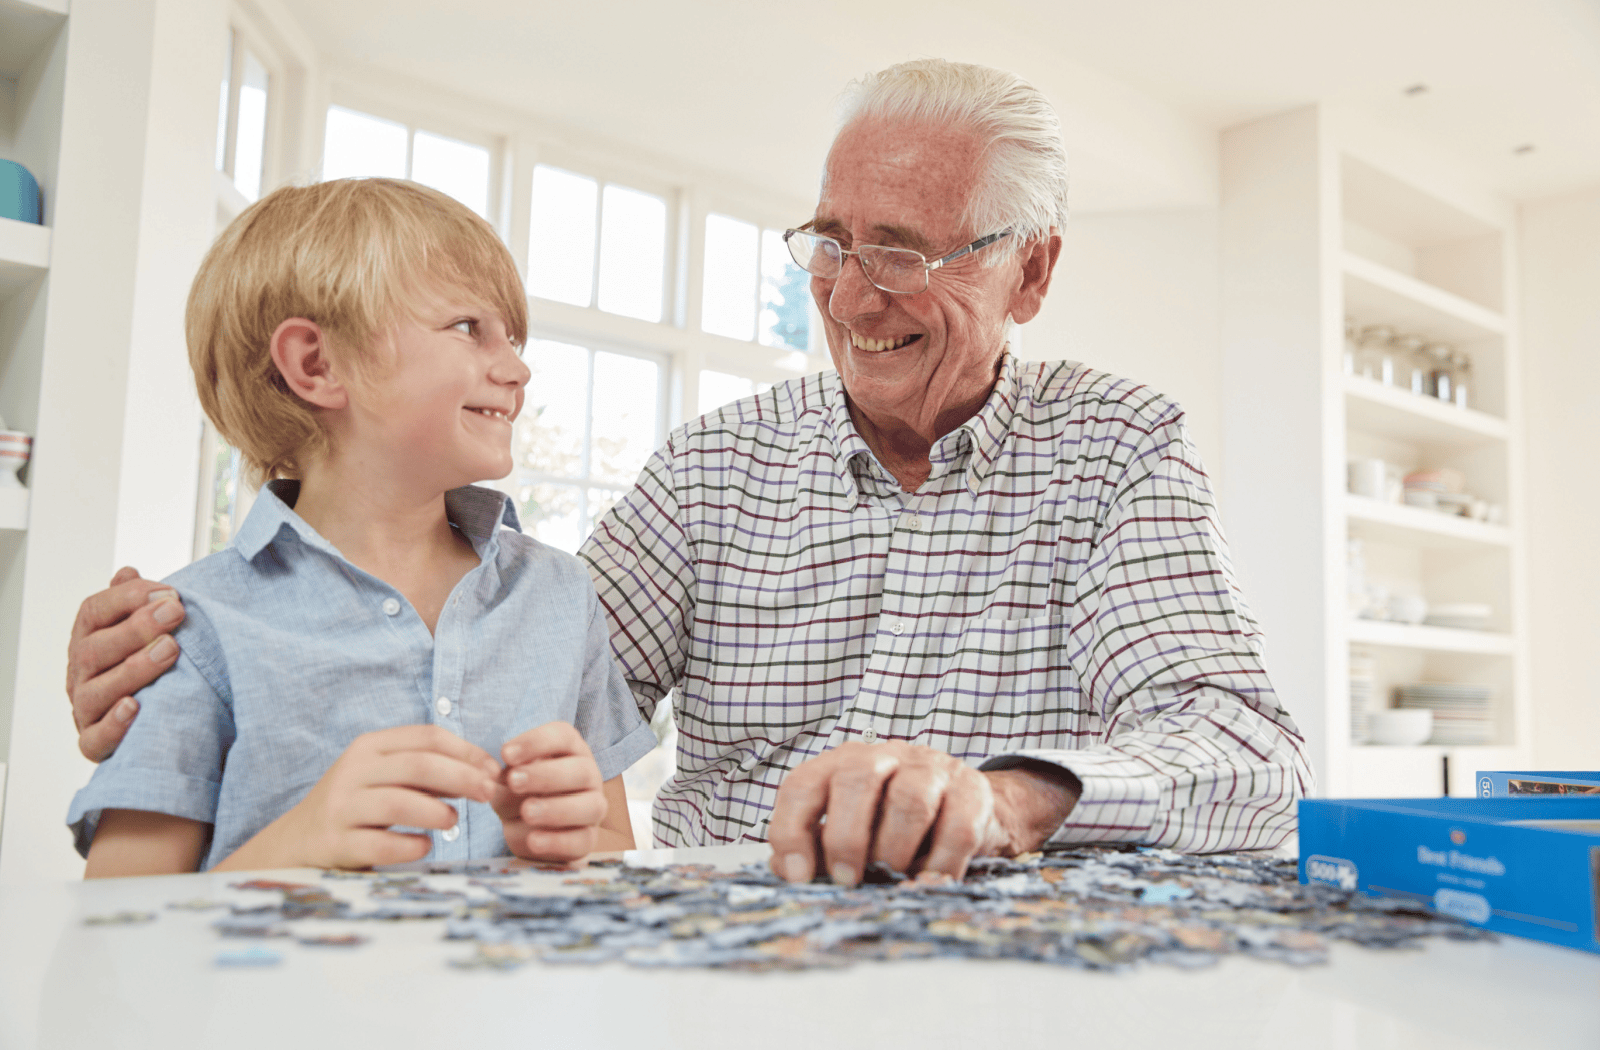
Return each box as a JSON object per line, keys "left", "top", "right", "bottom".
{"left": 67, "top": 59, "right": 1312, "bottom": 887}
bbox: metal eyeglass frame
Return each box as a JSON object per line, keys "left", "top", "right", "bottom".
{"left": 782, "top": 228, "right": 1013, "bottom": 295}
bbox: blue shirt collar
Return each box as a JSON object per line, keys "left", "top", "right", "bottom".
{"left": 234, "top": 480, "right": 522, "bottom": 561}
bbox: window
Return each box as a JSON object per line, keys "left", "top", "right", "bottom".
{"left": 496, "top": 339, "right": 666, "bottom": 553}
{"left": 527, "top": 164, "right": 668, "bottom": 323}
{"left": 701, "top": 214, "right": 812, "bottom": 352}
{"left": 215, "top": 29, "right": 272, "bottom": 202}
{"left": 322, "top": 105, "right": 492, "bottom": 218}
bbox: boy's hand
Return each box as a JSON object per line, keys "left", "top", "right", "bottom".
{"left": 216, "top": 725, "right": 501, "bottom": 872}
{"left": 493, "top": 722, "right": 608, "bottom": 863}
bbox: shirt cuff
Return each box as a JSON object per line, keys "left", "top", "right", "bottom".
{"left": 981, "top": 749, "right": 1160, "bottom": 845}
{"left": 590, "top": 722, "right": 658, "bottom": 782}
{"left": 66, "top": 770, "right": 221, "bottom": 858}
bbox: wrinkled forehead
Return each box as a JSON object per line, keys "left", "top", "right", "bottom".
{"left": 815, "top": 118, "right": 984, "bottom": 249}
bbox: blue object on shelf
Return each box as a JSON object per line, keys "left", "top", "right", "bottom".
{"left": 0, "top": 160, "right": 42, "bottom": 224}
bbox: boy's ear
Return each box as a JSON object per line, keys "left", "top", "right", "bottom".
{"left": 269, "top": 318, "right": 348, "bottom": 410}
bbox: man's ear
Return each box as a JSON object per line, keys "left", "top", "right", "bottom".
{"left": 1007, "top": 230, "right": 1063, "bottom": 326}
{"left": 269, "top": 318, "right": 348, "bottom": 410}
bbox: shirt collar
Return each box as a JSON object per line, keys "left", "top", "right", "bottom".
{"left": 825, "top": 349, "right": 1019, "bottom": 498}
{"left": 233, "top": 480, "right": 522, "bottom": 561}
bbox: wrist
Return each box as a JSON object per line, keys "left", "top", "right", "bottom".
{"left": 985, "top": 761, "right": 1081, "bottom": 854}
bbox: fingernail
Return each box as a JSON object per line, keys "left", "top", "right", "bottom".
{"left": 830, "top": 862, "right": 856, "bottom": 887}
{"left": 146, "top": 635, "right": 177, "bottom": 663}
{"left": 151, "top": 600, "right": 181, "bottom": 626}
{"left": 504, "top": 744, "right": 525, "bottom": 764}
{"left": 509, "top": 770, "right": 527, "bottom": 791}
{"left": 782, "top": 853, "right": 811, "bottom": 884}
{"left": 145, "top": 589, "right": 177, "bottom": 604}
{"left": 115, "top": 697, "right": 138, "bottom": 723}
{"left": 480, "top": 760, "right": 502, "bottom": 779}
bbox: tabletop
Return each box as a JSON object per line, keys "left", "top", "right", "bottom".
{"left": 2, "top": 844, "right": 1597, "bottom": 1050}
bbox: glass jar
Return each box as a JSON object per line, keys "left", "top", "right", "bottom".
{"left": 1425, "top": 342, "right": 1456, "bottom": 402}
{"left": 1451, "top": 350, "right": 1472, "bottom": 409}
{"left": 1355, "top": 325, "right": 1395, "bottom": 385}
{"left": 1393, "top": 333, "right": 1427, "bottom": 396}
{"left": 1342, "top": 316, "right": 1359, "bottom": 376}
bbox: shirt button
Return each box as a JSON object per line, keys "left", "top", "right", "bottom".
{"left": 442, "top": 824, "right": 460, "bottom": 843}
{"left": 381, "top": 598, "right": 401, "bottom": 616}
{"left": 891, "top": 621, "right": 906, "bottom": 636}
{"left": 904, "top": 514, "right": 922, "bottom": 531}
{"left": 862, "top": 727, "right": 878, "bottom": 743}
{"left": 435, "top": 696, "right": 452, "bottom": 717}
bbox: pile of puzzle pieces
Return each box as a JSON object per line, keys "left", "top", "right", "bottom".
{"left": 92, "top": 845, "right": 1493, "bottom": 973}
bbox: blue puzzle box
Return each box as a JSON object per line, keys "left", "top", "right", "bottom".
{"left": 1298, "top": 797, "right": 1600, "bottom": 955}
{"left": 1476, "top": 770, "right": 1600, "bottom": 798}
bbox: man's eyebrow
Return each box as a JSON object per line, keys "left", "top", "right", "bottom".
{"left": 868, "top": 223, "right": 935, "bottom": 254}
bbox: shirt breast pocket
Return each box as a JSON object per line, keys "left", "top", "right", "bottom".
{"left": 924, "top": 614, "right": 1093, "bottom": 754}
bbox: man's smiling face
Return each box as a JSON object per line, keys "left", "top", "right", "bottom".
{"left": 809, "top": 117, "right": 1035, "bottom": 440}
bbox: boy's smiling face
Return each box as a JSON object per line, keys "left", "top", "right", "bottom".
{"left": 347, "top": 285, "right": 531, "bottom": 493}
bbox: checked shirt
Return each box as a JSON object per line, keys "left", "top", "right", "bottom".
{"left": 580, "top": 353, "right": 1314, "bottom": 851}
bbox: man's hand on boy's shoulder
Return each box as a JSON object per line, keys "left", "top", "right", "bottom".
{"left": 493, "top": 722, "right": 610, "bottom": 863}
{"left": 67, "top": 566, "right": 185, "bottom": 761}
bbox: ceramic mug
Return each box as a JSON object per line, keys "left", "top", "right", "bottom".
{"left": 0, "top": 430, "right": 32, "bottom": 488}
{"left": 0, "top": 160, "right": 42, "bottom": 224}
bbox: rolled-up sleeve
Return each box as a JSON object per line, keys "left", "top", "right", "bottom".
{"left": 66, "top": 649, "right": 234, "bottom": 858}
{"left": 981, "top": 413, "right": 1315, "bottom": 852}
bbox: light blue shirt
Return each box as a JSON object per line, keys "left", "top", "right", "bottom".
{"left": 68, "top": 481, "right": 655, "bottom": 869}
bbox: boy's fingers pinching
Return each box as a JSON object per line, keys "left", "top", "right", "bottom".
{"left": 504, "top": 753, "right": 602, "bottom": 796}
{"left": 500, "top": 720, "right": 590, "bottom": 766}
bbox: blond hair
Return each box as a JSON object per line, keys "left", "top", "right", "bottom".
{"left": 186, "top": 178, "right": 528, "bottom": 485}
{"left": 833, "top": 59, "right": 1069, "bottom": 262}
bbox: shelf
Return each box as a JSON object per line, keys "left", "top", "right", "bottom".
{"left": 0, "top": 487, "right": 28, "bottom": 531}
{"left": 1347, "top": 618, "right": 1513, "bottom": 655}
{"left": 0, "top": 216, "right": 50, "bottom": 300}
{"left": 1343, "top": 377, "right": 1507, "bottom": 449}
{"left": 1342, "top": 252, "right": 1505, "bottom": 344}
{"left": 0, "top": 0, "right": 67, "bottom": 79}
{"left": 1346, "top": 494, "right": 1511, "bottom": 550}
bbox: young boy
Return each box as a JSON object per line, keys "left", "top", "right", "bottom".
{"left": 68, "top": 178, "right": 656, "bottom": 876}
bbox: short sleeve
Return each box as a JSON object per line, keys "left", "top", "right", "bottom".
{"left": 65, "top": 648, "right": 235, "bottom": 858}
{"left": 571, "top": 588, "right": 657, "bottom": 782}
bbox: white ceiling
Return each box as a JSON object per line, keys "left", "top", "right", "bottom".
{"left": 276, "top": 0, "right": 1600, "bottom": 212}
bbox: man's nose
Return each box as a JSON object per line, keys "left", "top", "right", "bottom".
{"left": 827, "top": 253, "right": 889, "bottom": 324}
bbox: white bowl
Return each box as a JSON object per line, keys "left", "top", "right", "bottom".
{"left": 1369, "top": 709, "right": 1433, "bottom": 746}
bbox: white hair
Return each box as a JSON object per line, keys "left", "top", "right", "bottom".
{"left": 832, "top": 58, "right": 1069, "bottom": 263}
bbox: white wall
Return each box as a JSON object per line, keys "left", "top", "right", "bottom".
{"left": 1520, "top": 185, "right": 1600, "bottom": 771}
{"left": 1021, "top": 209, "right": 1222, "bottom": 485}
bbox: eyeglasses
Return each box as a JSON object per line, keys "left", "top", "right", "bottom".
{"left": 782, "top": 228, "right": 1012, "bottom": 296}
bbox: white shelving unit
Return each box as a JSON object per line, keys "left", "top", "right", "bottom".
{"left": 0, "top": 0, "right": 65, "bottom": 799}
{"left": 1221, "top": 106, "right": 1528, "bottom": 800}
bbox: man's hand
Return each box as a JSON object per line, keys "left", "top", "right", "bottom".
{"left": 492, "top": 722, "right": 610, "bottom": 863}
{"left": 215, "top": 725, "right": 502, "bottom": 872}
{"left": 67, "top": 567, "right": 186, "bottom": 761}
{"left": 766, "top": 742, "right": 1080, "bottom": 886}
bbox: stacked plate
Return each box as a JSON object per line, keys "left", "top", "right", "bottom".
{"left": 1349, "top": 651, "right": 1377, "bottom": 744}
{"left": 1397, "top": 683, "right": 1493, "bottom": 744}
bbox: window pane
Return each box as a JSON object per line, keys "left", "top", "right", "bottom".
{"left": 528, "top": 165, "right": 598, "bottom": 307}
{"left": 701, "top": 214, "right": 758, "bottom": 341}
{"left": 760, "top": 228, "right": 811, "bottom": 351}
{"left": 233, "top": 49, "right": 269, "bottom": 201}
{"left": 412, "top": 130, "right": 490, "bottom": 218}
{"left": 597, "top": 185, "right": 666, "bottom": 322}
{"left": 698, "top": 370, "right": 756, "bottom": 414}
{"left": 216, "top": 33, "right": 232, "bottom": 172}
{"left": 590, "top": 351, "right": 659, "bottom": 486}
{"left": 517, "top": 339, "right": 589, "bottom": 476}
{"left": 322, "top": 105, "right": 408, "bottom": 181}
{"left": 517, "top": 482, "right": 582, "bottom": 554}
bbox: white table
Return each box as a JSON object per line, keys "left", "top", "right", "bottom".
{"left": 2, "top": 845, "right": 1596, "bottom": 1050}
